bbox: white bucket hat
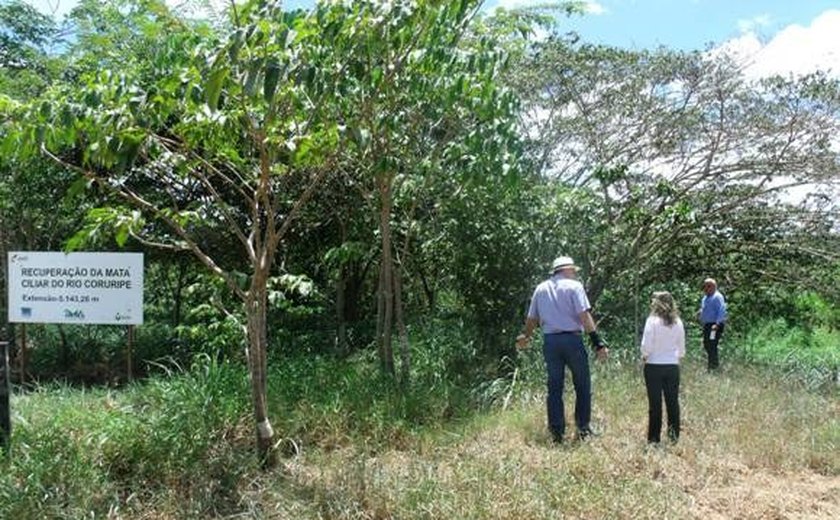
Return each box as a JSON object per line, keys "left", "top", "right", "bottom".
{"left": 551, "top": 256, "right": 579, "bottom": 273}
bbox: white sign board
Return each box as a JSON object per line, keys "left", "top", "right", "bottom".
{"left": 7, "top": 252, "right": 144, "bottom": 325}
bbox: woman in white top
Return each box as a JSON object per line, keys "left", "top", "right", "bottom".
{"left": 640, "top": 291, "right": 685, "bottom": 444}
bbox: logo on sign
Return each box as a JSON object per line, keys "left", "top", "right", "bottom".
{"left": 63, "top": 309, "right": 85, "bottom": 320}
{"left": 21, "top": 307, "right": 31, "bottom": 317}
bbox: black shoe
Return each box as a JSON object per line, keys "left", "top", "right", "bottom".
{"left": 577, "top": 427, "right": 597, "bottom": 441}
{"left": 551, "top": 431, "right": 564, "bottom": 445}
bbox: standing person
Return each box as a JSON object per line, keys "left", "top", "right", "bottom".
{"left": 516, "top": 256, "right": 609, "bottom": 444}
{"left": 698, "top": 278, "right": 727, "bottom": 371}
{"left": 641, "top": 291, "right": 685, "bottom": 445}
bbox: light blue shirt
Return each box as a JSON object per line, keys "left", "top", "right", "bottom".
{"left": 527, "top": 274, "right": 591, "bottom": 333}
{"left": 700, "top": 291, "right": 727, "bottom": 324}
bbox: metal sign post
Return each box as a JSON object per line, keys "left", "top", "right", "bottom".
{"left": 19, "top": 323, "right": 26, "bottom": 385}
{"left": 126, "top": 325, "right": 135, "bottom": 382}
{"left": 0, "top": 341, "right": 10, "bottom": 455}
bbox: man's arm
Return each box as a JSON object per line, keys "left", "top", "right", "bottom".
{"left": 516, "top": 317, "right": 540, "bottom": 349}
{"left": 580, "top": 310, "right": 597, "bottom": 333}
{"left": 716, "top": 294, "right": 727, "bottom": 325}
{"left": 580, "top": 310, "right": 609, "bottom": 360}
{"left": 710, "top": 297, "right": 725, "bottom": 329}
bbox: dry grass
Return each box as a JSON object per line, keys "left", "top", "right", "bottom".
{"left": 8, "top": 357, "right": 834, "bottom": 518}
{"left": 260, "top": 358, "right": 839, "bottom": 519}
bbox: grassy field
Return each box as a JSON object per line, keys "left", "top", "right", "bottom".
{"left": 270, "top": 357, "right": 839, "bottom": 520}
{"left": 1, "top": 353, "right": 838, "bottom": 519}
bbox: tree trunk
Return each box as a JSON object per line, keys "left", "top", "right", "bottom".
{"left": 417, "top": 262, "right": 436, "bottom": 311}
{"left": 345, "top": 257, "right": 372, "bottom": 323}
{"left": 173, "top": 259, "right": 188, "bottom": 328}
{"left": 336, "top": 266, "right": 347, "bottom": 354}
{"left": 246, "top": 268, "right": 276, "bottom": 467}
{"left": 376, "top": 263, "right": 385, "bottom": 360}
{"left": 377, "top": 176, "right": 395, "bottom": 376}
{"left": 335, "top": 220, "right": 348, "bottom": 354}
{"left": 393, "top": 267, "right": 410, "bottom": 385}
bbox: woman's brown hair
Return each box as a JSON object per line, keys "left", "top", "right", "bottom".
{"left": 650, "top": 291, "right": 679, "bottom": 326}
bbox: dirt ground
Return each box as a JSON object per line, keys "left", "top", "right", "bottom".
{"left": 690, "top": 467, "right": 840, "bottom": 519}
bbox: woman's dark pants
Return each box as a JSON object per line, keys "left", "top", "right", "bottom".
{"left": 643, "top": 363, "right": 680, "bottom": 443}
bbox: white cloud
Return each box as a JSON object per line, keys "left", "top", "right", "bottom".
{"left": 582, "top": 1, "right": 607, "bottom": 16}
{"left": 717, "top": 9, "right": 840, "bottom": 80}
{"left": 26, "top": 0, "right": 228, "bottom": 19}
{"left": 495, "top": 0, "right": 536, "bottom": 9}
{"left": 495, "top": 0, "right": 607, "bottom": 15}
{"left": 25, "top": 0, "right": 74, "bottom": 18}
{"left": 736, "top": 13, "right": 771, "bottom": 35}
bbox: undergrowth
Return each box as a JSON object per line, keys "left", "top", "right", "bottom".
{"left": 0, "top": 323, "right": 836, "bottom": 518}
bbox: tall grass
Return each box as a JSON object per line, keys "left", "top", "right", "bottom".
{"left": 735, "top": 319, "right": 840, "bottom": 390}
{"left": 1, "top": 334, "right": 836, "bottom": 518}
{"left": 267, "top": 319, "right": 484, "bottom": 449}
{"left": 0, "top": 323, "right": 483, "bottom": 518}
{"left": 0, "top": 355, "right": 254, "bottom": 519}
{"left": 286, "top": 357, "right": 838, "bottom": 519}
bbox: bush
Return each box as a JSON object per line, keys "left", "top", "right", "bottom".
{"left": 0, "top": 355, "right": 254, "bottom": 518}
{"left": 736, "top": 319, "right": 839, "bottom": 390}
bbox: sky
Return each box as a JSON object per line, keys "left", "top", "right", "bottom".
{"left": 490, "top": 0, "right": 840, "bottom": 79}
{"left": 25, "top": 0, "right": 840, "bottom": 79}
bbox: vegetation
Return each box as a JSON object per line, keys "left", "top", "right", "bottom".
{"left": 0, "top": 0, "right": 837, "bottom": 516}
{"left": 1, "top": 348, "right": 836, "bottom": 518}
{"left": 736, "top": 319, "right": 840, "bottom": 391}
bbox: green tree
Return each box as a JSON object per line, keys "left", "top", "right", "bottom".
{"left": 0, "top": 0, "right": 61, "bottom": 99}
{"left": 511, "top": 41, "right": 840, "bottom": 313}
{"left": 4, "top": 0, "right": 530, "bottom": 459}
{"left": 312, "top": 0, "right": 523, "bottom": 379}
{"left": 6, "top": 0, "right": 351, "bottom": 463}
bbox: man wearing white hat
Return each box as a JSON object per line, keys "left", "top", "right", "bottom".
{"left": 516, "top": 255, "right": 609, "bottom": 444}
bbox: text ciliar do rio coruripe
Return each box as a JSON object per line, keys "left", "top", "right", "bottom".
{"left": 18, "top": 266, "right": 134, "bottom": 290}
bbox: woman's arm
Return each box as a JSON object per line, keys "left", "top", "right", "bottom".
{"left": 640, "top": 317, "right": 654, "bottom": 360}
{"left": 677, "top": 319, "right": 686, "bottom": 359}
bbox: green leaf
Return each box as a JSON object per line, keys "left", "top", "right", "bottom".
{"left": 206, "top": 66, "right": 229, "bottom": 110}
{"left": 228, "top": 28, "right": 244, "bottom": 63}
{"left": 84, "top": 89, "right": 101, "bottom": 108}
{"left": 39, "top": 100, "right": 51, "bottom": 119}
{"left": 59, "top": 104, "right": 74, "bottom": 127}
{"left": 115, "top": 225, "right": 129, "bottom": 247}
{"left": 190, "top": 84, "right": 203, "bottom": 105}
{"left": 66, "top": 176, "right": 92, "bottom": 199}
{"left": 264, "top": 58, "right": 280, "bottom": 104}
{"left": 244, "top": 59, "right": 262, "bottom": 97}
{"left": 371, "top": 66, "right": 383, "bottom": 86}
{"left": 64, "top": 229, "right": 89, "bottom": 252}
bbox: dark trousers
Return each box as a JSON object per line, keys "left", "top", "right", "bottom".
{"left": 644, "top": 363, "right": 680, "bottom": 443}
{"left": 702, "top": 323, "right": 724, "bottom": 370}
{"left": 543, "top": 333, "right": 591, "bottom": 436}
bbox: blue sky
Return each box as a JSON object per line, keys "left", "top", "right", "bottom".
{"left": 25, "top": 0, "right": 840, "bottom": 77}
{"left": 491, "top": 0, "right": 840, "bottom": 50}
